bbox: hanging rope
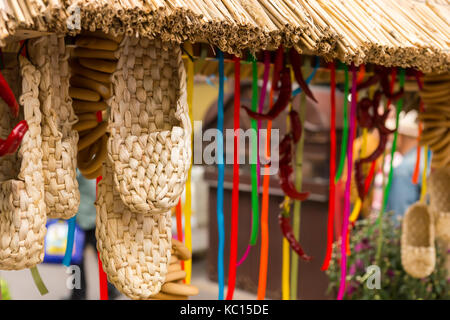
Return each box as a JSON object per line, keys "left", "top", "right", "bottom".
{"left": 337, "top": 63, "right": 358, "bottom": 300}
{"left": 321, "top": 61, "right": 336, "bottom": 271}
{"left": 376, "top": 68, "right": 405, "bottom": 263}
{"left": 217, "top": 50, "right": 226, "bottom": 300}
{"left": 256, "top": 51, "right": 272, "bottom": 300}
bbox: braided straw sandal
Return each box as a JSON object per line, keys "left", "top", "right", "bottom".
{"left": 401, "top": 202, "right": 436, "bottom": 278}
{"left": 28, "top": 35, "right": 80, "bottom": 219}
{"left": 428, "top": 167, "right": 450, "bottom": 243}
{"left": 107, "top": 37, "right": 191, "bottom": 214}
{"left": 0, "top": 57, "right": 47, "bottom": 270}
{"left": 96, "top": 158, "right": 172, "bottom": 300}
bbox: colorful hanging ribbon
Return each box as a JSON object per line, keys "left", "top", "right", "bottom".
{"left": 256, "top": 52, "right": 272, "bottom": 300}
{"left": 95, "top": 175, "right": 108, "bottom": 300}
{"left": 62, "top": 216, "right": 76, "bottom": 267}
{"left": 289, "top": 56, "right": 319, "bottom": 299}
{"left": 176, "top": 199, "right": 184, "bottom": 271}
{"left": 249, "top": 54, "right": 260, "bottom": 248}
{"left": 321, "top": 62, "right": 336, "bottom": 271}
{"left": 420, "top": 146, "right": 428, "bottom": 203}
{"left": 282, "top": 197, "right": 291, "bottom": 300}
{"left": 335, "top": 65, "right": 350, "bottom": 182}
{"left": 413, "top": 74, "right": 425, "bottom": 184}
{"left": 217, "top": 50, "right": 226, "bottom": 300}
{"left": 226, "top": 55, "right": 241, "bottom": 300}
{"left": 30, "top": 267, "right": 48, "bottom": 295}
{"left": 337, "top": 63, "right": 358, "bottom": 300}
{"left": 376, "top": 68, "right": 405, "bottom": 263}
{"left": 184, "top": 42, "right": 194, "bottom": 284}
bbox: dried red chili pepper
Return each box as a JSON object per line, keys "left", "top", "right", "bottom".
{"left": 243, "top": 67, "right": 292, "bottom": 120}
{"left": 279, "top": 208, "right": 312, "bottom": 261}
{"left": 289, "top": 49, "right": 317, "bottom": 102}
{"left": 272, "top": 46, "right": 284, "bottom": 91}
{"left": 356, "top": 74, "right": 380, "bottom": 91}
{"left": 289, "top": 110, "right": 302, "bottom": 143}
{"left": 0, "top": 120, "right": 28, "bottom": 156}
{"left": 0, "top": 70, "right": 19, "bottom": 117}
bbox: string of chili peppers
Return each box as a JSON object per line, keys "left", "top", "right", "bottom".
{"left": 183, "top": 43, "right": 195, "bottom": 284}
{"left": 256, "top": 52, "right": 272, "bottom": 300}
{"left": 337, "top": 63, "right": 358, "bottom": 300}
{"left": 217, "top": 50, "right": 226, "bottom": 300}
{"left": 375, "top": 68, "right": 406, "bottom": 264}
{"left": 321, "top": 61, "right": 336, "bottom": 271}
{"left": 225, "top": 54, "right": 240, "bottom": 301}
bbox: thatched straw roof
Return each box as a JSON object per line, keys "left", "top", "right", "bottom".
{"left": 0, "top": 0, "right": 449, "bottom": 72}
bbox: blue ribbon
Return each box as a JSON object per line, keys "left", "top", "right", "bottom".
{"left": 217, "top": 50, "right": 225, "bottom": 300}
{"left": 62, "top": 216, "right": 76, "bottom": 267}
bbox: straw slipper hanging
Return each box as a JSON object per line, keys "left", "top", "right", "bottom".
{"left": 0, "top": 56, "right": 47, "bottom": 270}
{"left": 107, "top": 36, "right": 191, "bottom": 214}
{"left": 28, "top": 34, "right": 80, "bottom": 219}
{"left": 428, "top": 168, "right": 450, "bottom": 244}
{"left": 95, "top": 158, "right": 172, "bottom": 299}
{"left": 401, "top": 202, "right": 436, "bottom": 278}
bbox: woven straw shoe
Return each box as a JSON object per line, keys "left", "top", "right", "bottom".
{"left": 428, "top": 167, "right": 450, "bottom": 243}
{"left": 401, "top": 202, "right": 436, "bottom": 278}
{"left": 0, "top": 57, "right": 47, "bottom": 270}
{"left": 107, "top": 36, "right": 191, "bottom": 214}
{"left": 28, "top": 35, "right": 80, "bottom": 219}
{"left": 95, "top": 157, "right": 172, "bottom": 300}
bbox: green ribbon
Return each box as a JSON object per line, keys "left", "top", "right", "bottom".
{"left": 30, "top": 266, "right": 48, "bottom": 295}
{"left": 290, "top": 60, "right": 310, "bottom": 300}
{"left": 376, "top": 68, "right": 405, "bottom": 263}
{"left": 249, "top": 54, "right": 259, "bottom": 245}
{"left": 335, "top": 65, "right": 350, "bottom": 183}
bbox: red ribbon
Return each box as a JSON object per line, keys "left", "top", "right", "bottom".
{"left": 176, "top": 199, "right": 185, "bottom": 271}
{"left": 226, "top": 56, "right": 241, "bottom": 300}
{"left": 321, "top": 62, "right": 336, "bottom": 271}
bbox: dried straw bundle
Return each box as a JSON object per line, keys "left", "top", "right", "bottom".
{"left": 0, "top": 56, "right": 47, "bottom": 270}
{"left": 107, "top": 37, "right": 191, "bottom": 215}
{"left": 28, "top": 34, "right": 80, "bottom": 219}
{"left": 95, "top": 158, "right": 172, "bottom": 299}
{"left": 0, "top": 1, "right": 448, "bottom": 72}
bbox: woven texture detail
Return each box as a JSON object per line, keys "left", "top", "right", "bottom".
{"left": 96, "top": 158, "right": 171, "bottom": 299}
{"left": 428, "top": 167, "right": 450, "bottom": 243}
{"left": 29, "top": 34, "right": 80, "bottom": 219}
{"left": 401, "top": 202, "right": 436, "bottom": 278}
{"left": 107, "top": 37, "right": 191, "bottom": 214}
{"left": 0, "top": 56, "right": 47, "bottom": 270}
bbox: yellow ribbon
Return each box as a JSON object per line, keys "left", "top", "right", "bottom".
{"left": 282, "top": 196, "right": 290, "bottom": 300}
{"left": 183, "top": 42, "right": 194, "bottom": 284}
{"left": 350, "top": 128, "right": 368, "bottom": 222}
